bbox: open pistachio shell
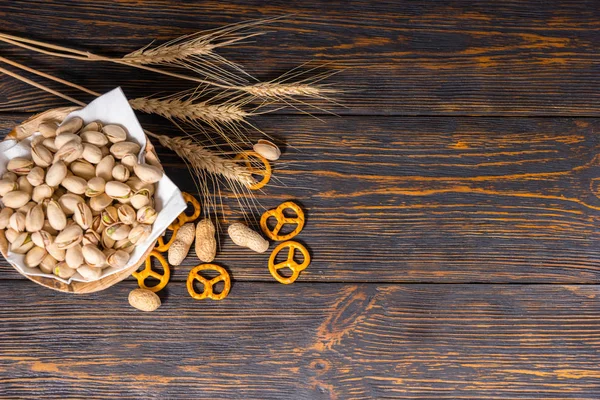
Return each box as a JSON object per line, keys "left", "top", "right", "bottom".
{"left": 137, "top": 206, "right": 157, "bottom": 224}
{"left": 81, "top": 121, "right": 103, "bottom": 133}
{"left": 82, "top": 143, "right": 103, "bottom": 164}
{"left": 117, "top": 204, "right": 136, "bottom": 225}
{"left": 112, "top": 164, "right": 130, "bottom": 182}
{"left": 77, "top": 265, "right": 103, "bottom": 281}
{"left": 81, "top": 130, "right": 108, "bottom": 147}
{"left": 26, "top": 167, "right": 45, "bottom": 187}
{"left": 105, "top": 222, "right": 131, "bottom": 241}
{"left": 31, "top": 144, "right": 54, "bottom": 167}
{"left": 53, "top": 262, "right": 77, "bottom": 279}
{"left": 128, "top": 223, "right": 151, "bottom": 244}
{"left": 81, "top": 244, "right": 107, "bottom": 268}
{"left": 121, "top": 154, "right": 137, "bottom": 171}
{"left": 32, "top": 184, "right": 54, "bottom": 203}
{"left": 9, "top": 212, "right": 26, "bottom": 232}
{"left": 46, "top": 241, "right": 66, "bottom": 262}
{"left": 130, "top": 189, "right": 151, "bottom": 210}
{"left": 61, "top": 176, "right": 87, "bottom": 195}
{"left": 7, "top": 158, "right": 33, "bottom": 175}
{"left": 105, "top": 181, "right": 131, "bottom": 199}
{"left": 31, "top": 230, "right": 53, "bottom": 249}
{"left": 5, "top": 228, "right": 19, "bottom": 243}
{"left": 58, "top": 194, "right": 85, "bottom": 215}
{"left": 96, "top": 155, "right": 115, "bottom": 181}
{"left": 53, "top": 139, "right": 84, "bottom": 163}
{"left": 42, "top": 138, "right": 58, "bottom": 152}
{"left": 101, "top": 229, "right": 115, "bottom": 249}
{"left": 101, "top": 206, "right": 118, "bottom": 226}
{"left": 114, "top": 238, "right": 135, "bottom": 254}
{"left": 82, "top": 229, "right": 100, "bottom": 246}
{"left": 73, "top": 202, "right": 93, "bottom": 230}
{"left": 55, "top": 224, "right": 83, "bottom": 250}
{"left": 110, "top": 142, "right": 140, "bottom": 159}
{"left": 10, "top": 232, "right": 34, "bottom": 254}
{"left": 38, "top": 121, "right": 58, "bottom": 138}
{"left": 103, "top": 125, "right": 127, "bottom": 143}
{"left": 17, "top": 176, "right": 33, "bottom": 196}
{"left": 85, "top": 177, "right": 106, "bottom": 197}
{"left": 0, "top": 207, "right": 14, "bottom": 229}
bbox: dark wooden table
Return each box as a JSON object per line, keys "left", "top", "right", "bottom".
{"left": 1, "top": 1, "right": 599, "bottom": 398}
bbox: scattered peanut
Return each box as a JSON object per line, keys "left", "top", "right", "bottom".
{"left": 228, "top": 222, "right": 269, "bottom": 253}
{"left": 128, "top": 288, "right": 161, "bottom": 312}
{"left": 167, "top": 222, "right": 195, "bottom": 265}
{"left": 195, "top": 218, "right": 216, "bottom": 262}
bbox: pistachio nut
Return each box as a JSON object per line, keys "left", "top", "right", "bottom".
{"left": 25, "top": 204, "right": 44, "bottom": 232}
{"left": 5, "top": 228, "right": 18, "bottom": 243}
{"left": 73, "top": 202, "right": 93, "bottom": 230}
{"left": 115, "top": 238, "right": 135, "bottom": 253}
{"left": 130, "top": 189, "right": 151, "bottom": 210}
{"left": 24, "top": 246, "right": 47, "bottom": 268}
{"left": 100, "top": 146, "right": 110, "bottom": 157}
{"left": 82, "top": 229, "right": 100, "bottom": 246}
{"left": 81, "top": 121, "right": 103, "bottom": 133}
{"left": 46, "top": 241, "right": 66, "bottom": 262}
{"left": 7, "top": 157, "right": 34, "bottom": 176}
{"left": 30, "top": 135, "right": 46, "bottom": 149}
{"left": 2, "top": 191, "right": 31, "bottom": 208}
{"left": 253, "top": 139, "right": 281, "bottom": 161}
{"left": 0, "top": 207, "right": 14, "bottom": 229}
{"left": 96, "top": 155, "right": 115, "bottom": 181}
{"left": 82, "top": 143, "right": 103, "bottom": 164}
{"left": 10, "top": 232, "right": 34, "bottom": 254}
{"left": 112, "top": 164, "right": 130, "bottom": 182}
{"left": 103, "top": 125, "right": 127, "bottom": 143}
{"left": 46, "top": 161, "right": 68, "bottom": 187}
{"left": 55, "top": 224, "right": 83, "bottom": 250}
{"left": 38, "top": 121, "right": 58, "bottom": 138}
{"left": 77, "top": 265, "right": 103, "bottom": 281}
{"left": 42, "top": 138, "right": 58, "bottom": 152}
{"left": 117, "top": 204, "right": 136, "bottom": 225}
{"left": 105, "top": 222, "right": 131, "bottom": 241}
{"left": 105, "top": 181, "right": 131, "bottom": 199}
{"left": 39, "top": 254, "right": 58, "bottom": 274}
{"left": 9, "top": 212, "right": 26, "bottom": 232}
{"left": 56, "top": 117, "right": 83, "bottom": 136}
{"left": 65, "top": 244, "right": 84, "bottom": 269}
{"left": 85, "top": 177, "right": 105, "bottom": 198}
{"left": 91, "top": 215, "right": 103, "bottom": 234}
{"left": 53, "top": 139, "right": 84, "bottom": 163}
{"left": 121, "top": 153, "right": 137, "bottom": 171}
{"left": 31, "top": 230, "right": 53, "bottom": 249}
{"left": 101, "top": 229, "right": 115, "bottom": 249}
{"left": 137, "top": 206, "right": 158, "bottom": 225}
{"left": 58, "top": 193, "right": 84, "bottom": 215}
{"left": 89, "top": 193, "right": 112, "bottom": 212}
{"left": 125, "top": 177, "right": 144, "bottom": 192}
{"left": 128, "top": 223, "right": 151, "bottom": 244}
{"left": 81, "top": 130, "right": 109, "bottom": 147}
{"left": 70, "top": 159, "right": 96, "bottom": 180}
{"left": 26, "top": 167, "right": 45, "bottom": 187}
{"left": 133, "top": 162, "right": 163, "bottom": 184}
{"left": 46, "top": 199, "right": 67, "bottom": 231}
{"left": 17, "top": 176, "right": 33, "bottom": 195}
{"left": 61, "top": 176, "right": 87, "bottom": 195}
{"left": 31, "top": 144, "right": 53, "bottom": 167}
{"left": 2, "top": 172, "right": 17, "bottom": 182}
{"left": 101, "top": 206, "right": 119, "bottom": 226}
{"left": 110, "top": 141, "right": 140, "bottom": 159}
{"left": 32, "top": 184, "right": 54, "bottom": 203}
{"left": 81, "top": 244, "right": 107, "bottom": 268}
{"left": 107, "top": 249, "right": 130, "bottom": 269}
{"left": 0, "top": 179, "right": 18, "bottom": 196}
{"left": 144, "top": 148, "right": 163, "bottom": 170}
{"left": 54, "top": 262, "right": 77, "bottom": 279}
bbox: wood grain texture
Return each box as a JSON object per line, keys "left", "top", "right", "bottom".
{"left": 0, "top": 0, "right": 598, "bottom": 115}
{"left": 1, "top": 281, "right": 599, "bottom": 399}
{"left": 1, "top": 115, "right": 599, "bottom": 283}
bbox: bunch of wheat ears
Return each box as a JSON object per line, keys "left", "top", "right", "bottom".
{"left": 0, "top": 18, "right": 339, "bottom": 219}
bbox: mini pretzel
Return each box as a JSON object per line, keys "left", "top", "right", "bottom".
{"left": 234, "top": 151, "right": 271, "bottom": 190}
{"left": 155, "top": 225, "right": 180, "bottom": 252}
{"left": 132, "top": 250, "right": 171, "bottom": 292}
{"left": 168, "top": 192, "right": 201, "bottom": 230}
{"left": 268, "top": 241, "right": 310, "bottom": 284}
{"left": 187, "top": 264, "right": 231, "bottom": 300}
{"left": 260, "top": 201, "right": 305, "bottom": 241}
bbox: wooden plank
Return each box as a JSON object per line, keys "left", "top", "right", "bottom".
{"left": 0, "top": 0, "right": 598, "bottom": 115}
{"left": 1, "top": 281, "right": 599, "bottom": 399}
{"left": 1, "top": 115, "right": 600, "bottom": 283}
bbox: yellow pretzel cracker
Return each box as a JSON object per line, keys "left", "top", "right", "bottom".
{"left": 268, "top": 240, "right": 310, "bottom": 284}
{"left": 234, "top": 151, "right": 271, "bottom": 190}
{"left": 187, "top": 264, "right": 231, "bottom": 300}
{"left": 260, "top": 201, "right": 305, "bottom": 241}
{"left": 132, "top": 250, "right": 171, "bottom": 292}
{"left": 168, "top": 192, "right": 201, "bottom": 230}
{"left": 155, "top": 224, "right": 180, "bottom": 252}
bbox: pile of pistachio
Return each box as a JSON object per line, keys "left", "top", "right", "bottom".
{"left": 0, "top": 117, "right": 163, "bottom": 281}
